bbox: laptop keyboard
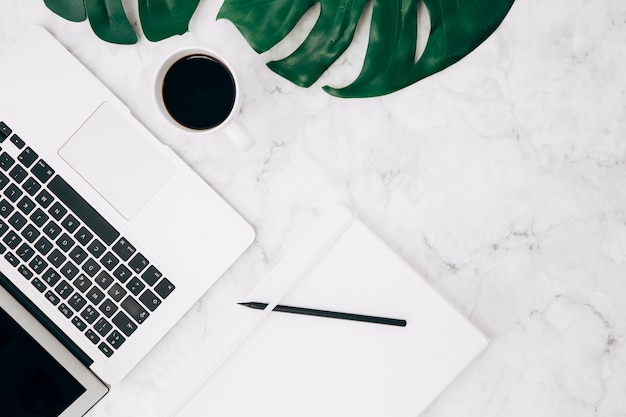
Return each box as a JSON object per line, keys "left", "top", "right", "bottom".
{"left": 0, "top": 121, "right": 175, "bottom": 358}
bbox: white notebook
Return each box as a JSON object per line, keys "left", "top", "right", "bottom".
{"left": 154, "top": 206, "right": 488, "bottom": 417}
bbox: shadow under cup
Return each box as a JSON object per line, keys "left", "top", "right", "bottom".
{"left": 161, "top": 54, "right": 237, "bottom": 131}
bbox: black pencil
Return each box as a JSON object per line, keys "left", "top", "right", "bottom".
{"left": 238, "top": 302, "right": 406, "bottom": 327}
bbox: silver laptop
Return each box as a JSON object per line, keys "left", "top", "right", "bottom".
{"left": 0, "top": 26, "right": 255, "bottom": 416}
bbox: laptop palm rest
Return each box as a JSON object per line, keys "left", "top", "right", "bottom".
{"left": 59, "top": 102, "right": 176, "bottom": 220}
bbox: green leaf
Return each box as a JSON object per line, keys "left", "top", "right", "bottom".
{"left": 44, "top": 0, "right": 87, "bottom": 22}
{"left": 267, "top": 0, "right": 370, "bottom": 88}
{"left": 218, "top": 0, "right": 516, "bottom": 98}
{"left": 85, "top": 0, "right": 138, "bottom": 44}
{"left": 218, "top": 0, "right": 318, "bottom": 53}
{"left": 43, "top": 0, "right": 201, "bottom": 44}
{"left": 138, "top": 0, "right": 202, "bottom": 42}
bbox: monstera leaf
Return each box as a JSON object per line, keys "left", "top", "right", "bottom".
{"left": 218, "top": 0, "right": 516, "bottom": 98}
{"left": 43, "top": 0, "right": 201, "bottom": 44}
{"left": 44, "top": 0, "right": 86, "bottom": 22}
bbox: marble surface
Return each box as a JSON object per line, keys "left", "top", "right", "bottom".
{"left": 1, "top": 0, "right": 626, "bottom": 416}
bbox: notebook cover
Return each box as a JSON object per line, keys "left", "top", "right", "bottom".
{"left": 154, "top": 205, "right": 488, "bottom": 417}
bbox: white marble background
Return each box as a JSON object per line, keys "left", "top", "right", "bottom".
{"left": 1, "top": 0, "right": 626, "bottom": 416}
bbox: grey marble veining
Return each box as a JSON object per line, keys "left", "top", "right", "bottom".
{"left": 1, "top": 0, "right": 625, "bottom": 416}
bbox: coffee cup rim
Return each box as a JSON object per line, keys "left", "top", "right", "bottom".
{"left": 153, "top": 47, "right": 242, "bottom": 135}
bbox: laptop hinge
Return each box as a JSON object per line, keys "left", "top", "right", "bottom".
{"left": 0, "top": 270, "right": 94, "bottom": 367}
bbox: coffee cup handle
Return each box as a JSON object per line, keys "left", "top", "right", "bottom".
{"left": 224, "top": 119, "right": 254, "bottom": 151}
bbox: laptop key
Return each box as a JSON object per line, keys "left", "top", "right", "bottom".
{"left": 4, "top": 252, "right": 19, "bottom": 267}
{"left": 73, "top": 274, "right": 92, "bottom": 293}
{"left": 34, "top": 236, "right": 53, "bottom": 255}
{"left": 68, "top": 293, "right": 87, "bottom": 312}
{"left": 8, "top": 212, "right": 27, "bottom": 230}
{"left": 57, "top": 233, "right": 75, "bottom": 252}
{"left": 45, "top": 290, "right": 60, "bottom": 306}
{"left": 31, "top": 159, "right": 55, "bottom": 183}
{"left": 121, "top": 296, "right": 149, "bottom": 324}
{"left": 61, "top": 214, "right": 79, "bottom": 233}
{"left": 0, "top": 219, "right": 8, "bottom": 236}
{"left": 100, "top": 251, "right": 119, "bottom": 271}
{"left": 22, "top": 177, "right": 41, "bottom": 195}
{"left": 75, "top": 227, "right": 93, "bottom": 246}
{"left": 0, "top": 152, "right": 15, "bottom": 171}
{"left": 139, "top": 289, "right": 161, "bottom": 312}
{"left": 99, "top": 299, "right": 118, "bottom": 318}
{"left": 49, "top": 202, "right": 67, "bottom": 220}
{"left": 106, "top": 330, "right": 125, "bottom": 349}
{"left": 29, "top": 255, "right": 47, "bottom": 274}
{"left": 55, "top": 280, "right": 73, "bottom": 299}
{"left": 141, "top": 265, "right": 162, "bottom": 286}
{"left": 82, "top": 258, "right": 101, "bottom": 276}
{"left": 126, "top": 277, "right": 145, "bottom": 296}
{"left": 8, "top": 214, "right": 28, "bottom": 234}
{"left": 129, "top": 253, "right": 148, "bottom": 274}
{"left": 18, "top": 147, "right": 38, "bottom": 168}
{"left": 10, "top": 134, "right": 25, "bottom": 149}
{"left": 16, "top": 243, "right": 34, "bottom": 262}
{"left": 32, "top": 277, "right": 46, "bottom": 293}
{"left": 80, "top": 305, "right": 99, "bottom": 324}
{"left": 112, "top": 311, "right": 137, "bottom": 337}
{"left": 9, "top": 165, "right": 27, "bottom": 183}
{"left": 4, "top": 184, "right": 22, "bottom": 202}
{"left": 85, "top": 329, "right": 100, "bottom": 344}
{"left": 3, "top": 231, "right": 21, "bottom": 249}
{"left": 21, "top": 224, "right": 40, "bottom": 242}
{"left": 87, "top": 239, "right": 105, "bottom": 258}
{"left": 108, "top": 283, "right": 126, "bottom": 302}
{"left": 60, "top": 261, "right": 79, "bottom": 279}
{"left": 17, "top": 196, "right": 35, "bottom": 214}
{"left": 18, "top": 265, "right": 33, "bottom": 280}
{"left": 58, "top": 303, "right": 73, "bottom": 319}
{"left": 98, "top": 342, "right": 114, "bottom": 357}
{"left": 69, "top": 246, "right": 88, "bottom": 264}
{"left": 95, "top": 270, "right": 114, "bottom": 289}
{"left": 0, "top": 199, "right": 13, "bottom": 218}
{"left": 48, "top": 176, "right": 119, "bottom": 245}
{"left": 94, "top": 317, "right": 113, "bottom": 337}
{"left": 47, "top": 248, "right": 66, "bottom": 268}
{"left": 86, "top": 286, "right": 105, "bottom": 305}
{"left": 30, "top": 208, "right": 49, "bottom": 227}
{"left": 43, "top": 221, "right": 62, "bottom": 239}
{"left": 112, "top": 237, "right": 135, "bottom": 261}
{"left": 42, "top": 268, "right": 61, "bottom": 286}
{"left": 35, "top": 189, "right": 53, "bottom": 208}
{"left": 0, "top": 122, "right": 11, "bottom": 140}
{"left": 155, "top": 278, "right": 175, "bottom": 299}
{"left": 113, "top": 264, "right": 131, "bottom": 283}
{"left": 0, "top": 172, "right": 8, "bottom": 189}
{"left": 71, "top": 316, "right": 87, "bottom": 331}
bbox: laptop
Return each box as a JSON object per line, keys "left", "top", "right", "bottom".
{"left": 0, "top": 26, "right": 255, "bottom": 416}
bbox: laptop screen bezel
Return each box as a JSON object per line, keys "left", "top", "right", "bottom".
{"left": 0, "top": 284, "right": 109, "bottom": 417}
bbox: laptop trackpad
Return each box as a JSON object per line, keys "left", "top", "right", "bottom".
{"left": 59, "top": 102, "right": 176, "bottom": 220}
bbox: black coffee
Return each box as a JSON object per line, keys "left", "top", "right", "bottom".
{"left": 162, "top": 54, "right": 236, "bottom": 130}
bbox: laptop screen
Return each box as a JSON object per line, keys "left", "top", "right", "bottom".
{"left": 0, "top": 306, "right": 86, "bottom": 417}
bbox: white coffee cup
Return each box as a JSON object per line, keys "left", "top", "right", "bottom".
{"left": 153, "top": 47, "right": 253, "bottom": 151}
